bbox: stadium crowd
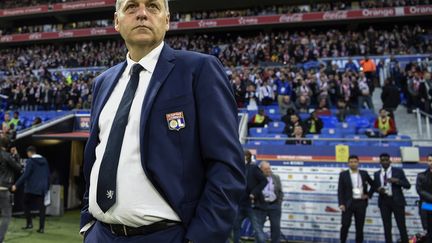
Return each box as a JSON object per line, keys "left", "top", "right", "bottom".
{"left": 0, "top": 24, "right": 431, "bottom": 114}
{"left": 1, "top": 0, "right": 432, "bottom": 35}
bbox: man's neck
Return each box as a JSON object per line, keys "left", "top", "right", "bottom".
{"left": 128, "top": 41, "right": 163, "bottom": 62}
{"left": 350, "top": 169, "right": 358, "bottom": 173}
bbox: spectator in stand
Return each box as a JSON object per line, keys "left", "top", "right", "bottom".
{"left": 275, "top": 73, "right": 292, "bottom": 110}
{"left": 31, "top": 117, "right": 42, "bottom": 128}
{"left": 407, "top": 71, "right": 423, "bottom": 112}
{"left": 283, "top": 113, "right": 304, "bottom": 137}
{"left": 278, "top": 95, "right": 297, "bottom": 116}
{"left": 296, "top": 95, "right": 310, "bottom": 113}
{"left": 245, "top": 83, "right": 258, "bottom": 110}
{"left": 232, "top": 75, "right": 246, "bottom": 108}
{"left": 381, "top": 78, "right": 401, "bottom": 113}
{"left": 1, "top": 113, "right": 12, "bottom": 133}
{"left": 359, "top": 55, "right": 376, "bottom": 94}
{"left": 286, "top": 126, "right": 311, "bottom": 145}
{"left": 374, "top": 108, "right": 397, "bottom": 137}
{"left": 345, "top": 58, "right": 359, "bottom": 73}
{"left": 419, "top": 72, "right": 432, "bottom": 114}
{"left": 358, "top": 71, "right": 375, "bottom": 111}
{"left": 258, "top": 79, "right": 275, "bottom": 106}
{"left": 336, "top": 99, "right": 349, "bottom": 122}
{"left": 10, "top": 112, "right": 21, "bottom": 130}
{"left": 304, "top": 111, "right": 323, "bottom": 134}
{"left": 315, "top": 98, "right": 331, "bottom": 116}
{"left": 248, "top": 109, "right": 273, "bottom": 129}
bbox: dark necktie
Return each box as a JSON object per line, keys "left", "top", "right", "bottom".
{"left": 383, "top": 170, "right": 387, "bottom": 186}
{"left": 97, "top": 63, "right": 144, "bottom": 213}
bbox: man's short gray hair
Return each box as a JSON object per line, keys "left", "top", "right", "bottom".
{"left": 116, "top": 0, "right": 169, "bottom": 13}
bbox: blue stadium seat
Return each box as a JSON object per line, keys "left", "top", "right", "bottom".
{"left": 268, "top": 134, "right": 287, "bottom": 145}
{"left": 246, "top": 140, "right": 269, "bottom": 146}
{"left": 306, "top": 134, "right": 327, "bottom": 146}
{"left": 387, "top": 135, "right": 413, "bottom": 146}
{"left": 344, "top": 134, "right": 369, "bottom": 146}
{"left": 336, "top": 122, "right": 356, "bottom": 135}
{"left": 321, "top": 128, "right": 342, "bottom": 137}
{"left": 249, "top": 127, "right": 269, "bottom": 137}
{"left": 320, "top": 116, "right": 338, "bottom": 128}
{"left": 268, "top": 121, "right": 284, "bottom": 134}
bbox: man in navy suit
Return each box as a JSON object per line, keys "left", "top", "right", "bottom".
{"left": 80, "top": 0, "right": 245, "bottom": 242}
{"left": 372, "top": 153, "right": 410, "bottom": 243}
{"left": 338, "top": 155, "right": 374, "bottom": 243}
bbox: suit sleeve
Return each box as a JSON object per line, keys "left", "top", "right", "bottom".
{"left": 365, "top": 172, "right": 375, "bottom": 198}
{"left": 396, "top": 169, "right": 411, "bottom": 189}
{"left": 15, "top": 159, "right": 33, "bottom": 188}
{"left": 338, "top": 172, "right": 345, "bottom": 206}
{"left": 185, "top": 55, "right": 245, "bottom": 243}
{"left": 80, "top": 76, "right": 102, "bottom": 229}
{"left": 250, "top": 166, "right": 267, "bottom": 198}
{"left": 416, "top": 173, "right": 432, "bottom": 203}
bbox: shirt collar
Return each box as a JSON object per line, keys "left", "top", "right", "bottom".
{"left": 125, "top": 41, "right": 164, "bottom": 75}
{"left": 381, "top": 166, "right": 392, "bottom": 173}
{"left": 31, "top": 154, "right": 42, "bottom": 158}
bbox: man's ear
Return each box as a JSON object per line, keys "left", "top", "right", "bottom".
{"left": 165, "top": 13, "right": 170, "bottom": 31}
{"left": 114, "top": 12, "right": 120, "bottom": 32}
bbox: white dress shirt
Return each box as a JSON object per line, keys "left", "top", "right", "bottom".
{"left": 380, "top": 166, "right": 393, "bottom": 196}
{"left": 349, "top": 170, "right": 363, "bottom": 199}
{"left": 88, "top": 42, "right": 180, "bottom": 227}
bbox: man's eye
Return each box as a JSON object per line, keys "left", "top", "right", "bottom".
{"left": 125, "top": 4, "right": 137, "bottom": 11}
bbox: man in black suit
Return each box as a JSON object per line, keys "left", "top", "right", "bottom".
{"left": 338, "top": 155, "right": 374, "bottom": 243}
{"left": 373, "top": 153, "right": 411, "bottom": 243}
{"left": 232, "top": 150, "right": 267, "bottom": 243}
{"left": 416, "top": 154, "right": 432, "bottom": 242}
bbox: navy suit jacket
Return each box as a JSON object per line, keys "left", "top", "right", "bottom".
{"left": 373, "top": 167, "right": 411, "bottom": 207}
{"left": 80, "top": 44, "right": 245, "bottom": 243}
{"left": 338, "top": 170, "right": 374, "bottom": 208}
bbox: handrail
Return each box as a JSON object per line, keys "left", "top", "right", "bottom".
{"left": 415, "top": 108, "right": 432, "bottom": 139}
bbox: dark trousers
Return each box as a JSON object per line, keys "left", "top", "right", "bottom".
{"left": 256, "top": 202, "right": 282, "bottom": 243}
{"left": 0, "top": 191, "right": 12, "bottom": 242}
{"left": 340, "top": 199, "right": 367, "bottom": 243}
{"left": 428, "top": 211, "right": 432, "bottom": 243}
{"left": 232, "top": 206, "right": 265, "bottom": 243}
{"left": 24, "top": 193, "right": 46, "bottom": 230}
{"left": 84, "top": 221, "right": 185, "bottom": 243}
{"left": 379, "top": 197, "right": 408, "bottom": 243}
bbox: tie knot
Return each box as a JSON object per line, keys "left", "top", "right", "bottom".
{"left": 131, "top": 64, "right": 144, "bottom": 76}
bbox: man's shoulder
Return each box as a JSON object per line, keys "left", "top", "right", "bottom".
{"left": 94, "top": 62, "right": 126, "bottom": 83}
{"left": 172, "top": 48, "right": 218, "bottom": 64}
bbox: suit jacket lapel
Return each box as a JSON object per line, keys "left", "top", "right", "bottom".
{"left": 139, "top": 44, "right": 175, "bottom": 144}
{"left": 92, "top": 61, "right": 127, "bottom": 132}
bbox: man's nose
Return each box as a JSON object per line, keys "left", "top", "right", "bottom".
{"left": 135, "top": 5, "right": 148, "bottom": 20}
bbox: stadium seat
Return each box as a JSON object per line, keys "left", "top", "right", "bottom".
{"left": 306, "top": 134, "right": 327, "bottom": 146}
{"left": 249, "top": 127, "right": 269, "bottom": 137}
{"left": 268, "top": 121, "right": 284, "bottom": 134}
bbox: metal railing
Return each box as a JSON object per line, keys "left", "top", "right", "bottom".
{"left": 415, "top": 108, "right": 432, "bottom": 140}
{"left": 244, "top": 136, "right": 432, "bottom": 146}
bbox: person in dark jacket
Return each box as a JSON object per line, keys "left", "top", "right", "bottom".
{"left": 12, "top": 146, "right": 50, "bottom": 233}
{"left": 416, "top": 154, "right": 432, "bottom": 243}
{"left": 372, "top": 153, "right": 411, "bottom": 243}
{"left": 381, "top": 78, "right": 400, "bottom": 112}
{"left": 0, "top": 137, "right": 21, "bottom": 242}
{"left": 304, "top": 111, "right": 324, "bottom": 134}
{"left": 338, "top": 155, "right": 374, "bottom": 243}
{"left": 232, "top": 150, "right": 267, "bottom": 243}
